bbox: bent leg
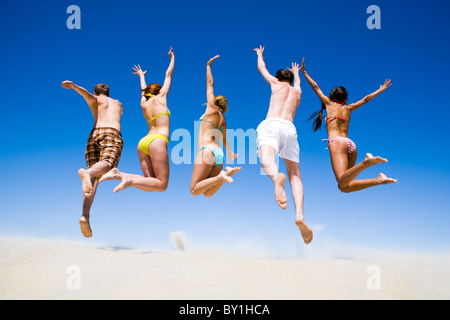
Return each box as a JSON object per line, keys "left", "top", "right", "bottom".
{"left": 80, "top": 178, "right": 99, "bottom": 238}
{"left": 190, "top": 150, "right": 234, "bottom": 196}
{"left": 284, "top": 159, "right": 313, "bottom": 244}
{"left": 339, "top": 173, "right": 397, "bottom": 193}
{"left": 101, "top": 141, "right": 170, "bottom": 193}
{"left": 260, "top": 145, "right": 287, "bottom": 209}
{"left": 329, "top": 142, "right": 396, "bottom": 192}
{"left": 203, "top": 166, "right": 241, "bottom": 197}
{"left": 78, "top": 160, "right": 111, "bottom": 195}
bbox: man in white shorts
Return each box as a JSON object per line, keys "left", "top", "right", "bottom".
{"left": 254, "top": 45, "right": 313, "bottom": 245}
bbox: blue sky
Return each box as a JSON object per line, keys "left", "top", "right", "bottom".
{"left": 1, "top": 0, "right": 449, "bottom": 257}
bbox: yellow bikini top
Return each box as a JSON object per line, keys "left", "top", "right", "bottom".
{"left": 147, "top": 111, "right": 171, "bottom": 123}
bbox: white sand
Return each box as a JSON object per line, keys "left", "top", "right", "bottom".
{"left": 0, "top": 237, "right": 449, "bottom": 300}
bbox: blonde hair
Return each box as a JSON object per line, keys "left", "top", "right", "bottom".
{"left": 215, "top": 95, "right": 228, "bottom": 113}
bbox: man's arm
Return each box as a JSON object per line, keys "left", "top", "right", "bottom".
{"left": 159, "top": 47, "right": 175, "bottom": 97}
{"left": 291, "top": 62, "right": 302, "bottom": 93}
{"left": 347, "top": 79, "right": 392, "bottom": 111}
{"left": 254, "top": 45, "right": 277, "bottom": 85}
{"left": 61, "top": 80, "right": 97, "bottom": 107}
{"left": 301, "top": 58, "right": 329, "bottom": 104}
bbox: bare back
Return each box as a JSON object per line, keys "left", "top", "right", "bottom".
{"left": 141, "top": 96, "right": 170, "bottom": 137}
{"left": 324, "top": 101, "right": 352, "bottom": 139}
{"left": 199, "top": 107, "right": 225, "bottom": 148}
{"left": 266, "top": 81, "right": 301, "bottom": 123}
{"left": 92, "top": 95, "right": 123, "bottom": 131}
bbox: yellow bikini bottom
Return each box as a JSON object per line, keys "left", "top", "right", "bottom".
{"left": 138, "top": 133, "right": 169, "bottom": 155}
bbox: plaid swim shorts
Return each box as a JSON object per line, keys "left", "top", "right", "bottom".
{"left": 85, "top": 127, "right": 124, "bottom": 169}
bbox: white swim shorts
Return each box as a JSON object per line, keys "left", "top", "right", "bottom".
{"left": 256, "top": 118, "right": 300, "bottom": 163}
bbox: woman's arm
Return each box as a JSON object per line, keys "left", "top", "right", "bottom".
{"left": 206, "top": 55, "right": 219, "bottom": 109}
{"left": 159, "top": 47, "right": 175, "bottom": 96}
{"left": 132, "top": 65, "right": 147, "bottom": 90}
{"left": 301, "top": 58, "right": 329, "bottom": 104}
{"left": 347, "top": 79, "right": 392, "bottom": 111}
{"left": 222, "top": 123, "right": 238, "bottom": 160}
{"left": 132, "top": 65, "right": 148, "bottom": 103}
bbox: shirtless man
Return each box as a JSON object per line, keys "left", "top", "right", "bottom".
{"left": 254, "top": 45, "right": 313, "bottom": 245}
{"left": 61, "top": 81, "right": 124, "bottom": 238}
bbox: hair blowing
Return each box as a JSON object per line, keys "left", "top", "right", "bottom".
{"left": 308, "top": 86, "right": 348, "bottom": 132}
{"left": 215, "top": 95, "right": 228, "bottom": 113}
{"left": 142, "top": 83, "right": 162, "bottom": 100}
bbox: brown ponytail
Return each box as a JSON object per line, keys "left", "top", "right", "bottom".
{"left": 308, "top": 102, "right": 326, "bottom": 132}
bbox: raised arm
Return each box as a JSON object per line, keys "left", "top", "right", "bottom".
{"left": 221, "top": 122, "right": 238, "bottom": 160}
{"left": 159, "top": 47, "right": 175, "bottom": 97}
{"left": 206, "top": 55, "right": 220, "bottom": 108}
{"left": 61, "top": 80, "right": 97, "bottom": 107}
{"left": 132, "top": 64, "right": 147, "bottom": 91}
{"left": 290, "top": 62, "right": 302, "bottom": 93}
{"left": 301, "top": 58, "right": 329, "bottom": 104}
{"left": 347, "top": 79, "right": 392, "bottom": 111}
{"left": 254, "top": 45, "right": 277, "bottom": 85}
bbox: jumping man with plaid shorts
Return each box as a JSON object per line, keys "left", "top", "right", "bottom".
{"left": 61, "top": 81, "right": 124, "bottom": 238}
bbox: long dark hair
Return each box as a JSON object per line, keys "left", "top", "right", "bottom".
{"left": 308, "top": 86, "right": 348, "bottom": 132}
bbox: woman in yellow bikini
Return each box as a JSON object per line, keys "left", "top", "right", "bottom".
{"left": 190, "top": 55, "right": 240, "bottom": 197}
{"left": 100, "top": 47, "right": 174, "bottom": 192}
{"left": 301, "top": 58, "right": 397, "bottom": 193}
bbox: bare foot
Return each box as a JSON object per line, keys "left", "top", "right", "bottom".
{"left": 218, "top": 171, "right": 234, "bottom": 183}
{"left": 275, "top": 173, "right": 287, "bottom": 210}
{"left": 225, "top": 166, "right": 241, "bottom": 176}
{"left": 79, "top": 216, "right": 92, "bottom": 238}
{"left": 78, "top": 168, "right": 92, "bottom": 195}
{"left": 364, "top": 153, "right": 388, "bottom": 166}
{"left": 377, "top": 173, "right": 397, "bottom": 185}
{"left": 99, "top": 168, "right": 122, "bottom": 183}
{"left": 113, "top": 174, "right": 132, "bottom": 193}
{"left": 295, "top": 219, "right": 313, "bottom": 245}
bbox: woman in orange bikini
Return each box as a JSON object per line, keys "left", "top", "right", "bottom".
{"left": 301, "top": 58, "right": 397, "bottom": 193}
{"left": 100, "top": 47, "right": 175, "bottom": 192}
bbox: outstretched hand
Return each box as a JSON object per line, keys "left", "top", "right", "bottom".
{"left": 229, "top": 153, "right": 239, "bottom": 160}
{"left": 207, "top": 55, "right": 220, "bottom": 65}
{"left": 300, "top": 58, "right": 306, "bottom": 72}
{"left": 290, "top": 62, "right": 300, "bottom": 74}
{"left": 168, "top": 46, "right": 174, "bottom": 59}
{"left": 132, "top": 65, "right": 147, "bottom": 77}
{"left": 379, "top": 79, "right": 392, "bottom": 92}
{"left": 61, "top": 80, "right": 75, "bottom": 89}
{"left": 253, "top": 45, "right": 264, "bottom": 56}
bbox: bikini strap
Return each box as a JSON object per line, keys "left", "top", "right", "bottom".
{"left": 200, "top": 116, "right": 224, "bottom": 131}
{"left": 148, "top": 111, "right": 171, "bottom": 123}
{"left": 331, "top": 99, "right": 345, "bottom": 105}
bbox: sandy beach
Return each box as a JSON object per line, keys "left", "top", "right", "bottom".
{"left": 0, "top": 237, "right": 449, "bottom": 300}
